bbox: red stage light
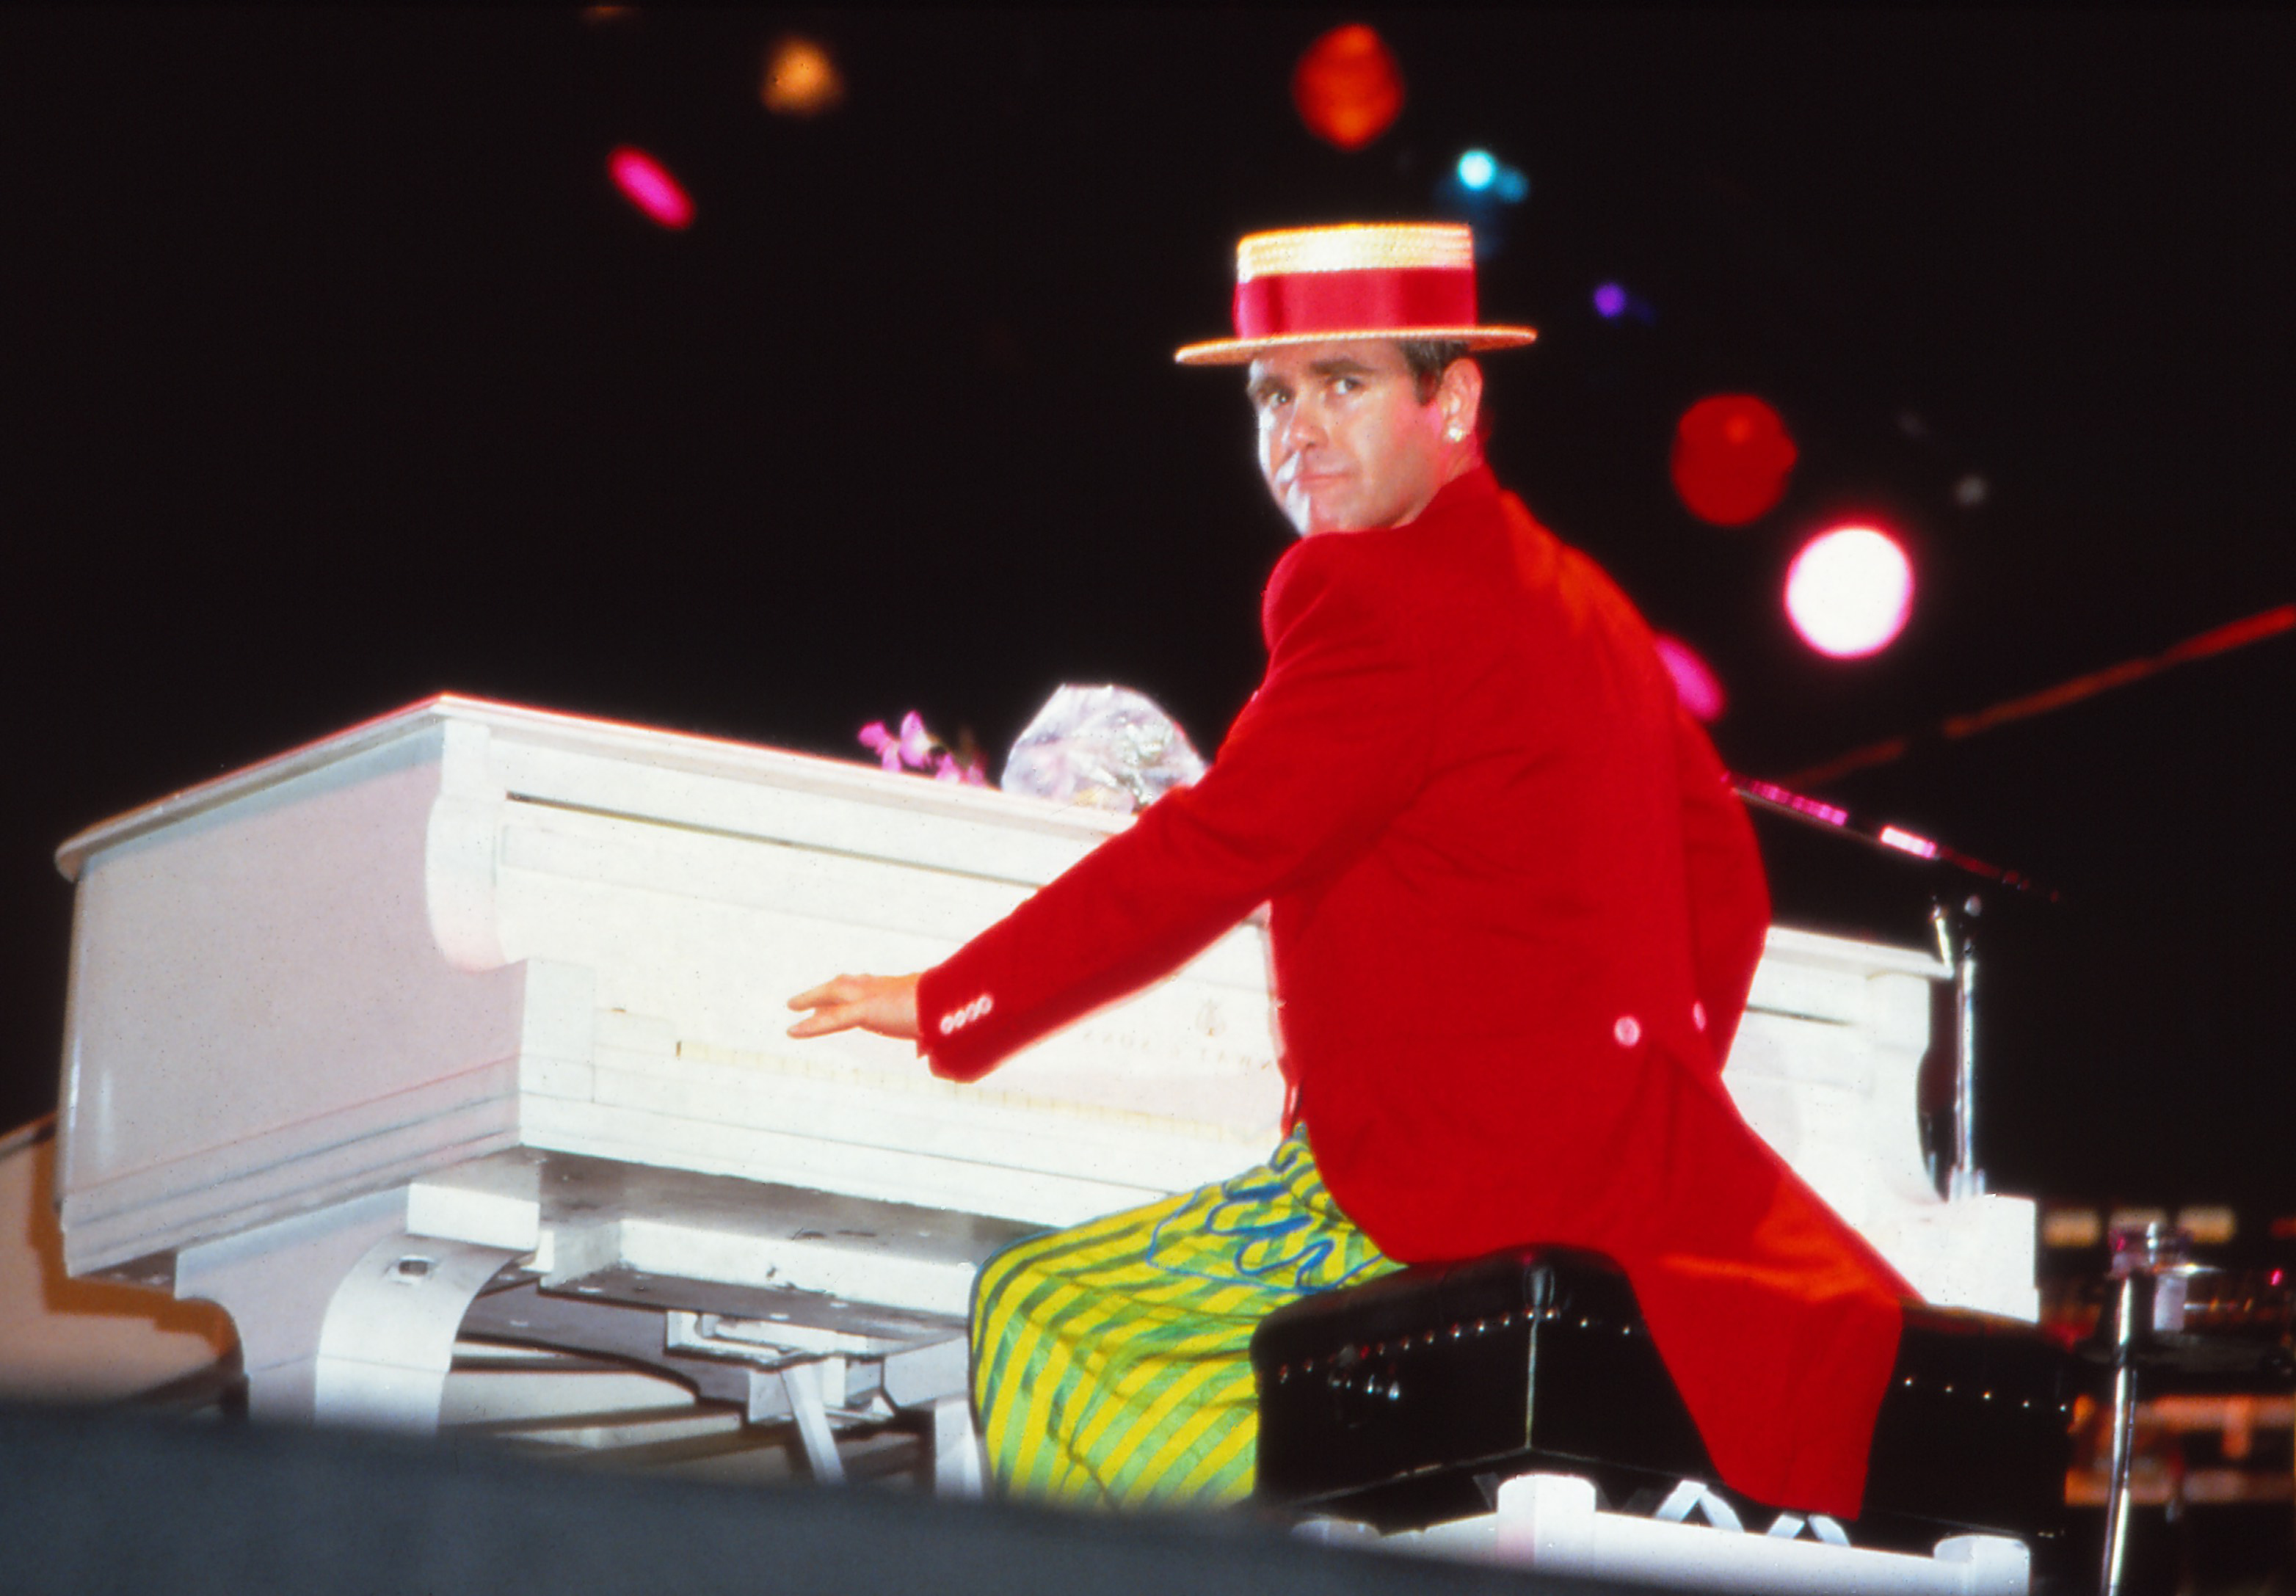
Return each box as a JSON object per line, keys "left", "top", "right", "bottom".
{"left": 1292, "top": 25, "right": 1405, "bottom": 151}
{"left": 1671, "top": 395, "right": 1798, "bottom": 527}
{"left": 1785, "top": 525, "right": 1914, "bottom": 659}
{"left": 608, "top": 146, "right": 693, "bottom": 230}
{"left": 1652, "top": 635, "right": 1726, "bottom": 723}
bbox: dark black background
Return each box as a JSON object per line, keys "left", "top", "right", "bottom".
{"left": 3, "top": 12, "right": 2289, "bottom": 1213}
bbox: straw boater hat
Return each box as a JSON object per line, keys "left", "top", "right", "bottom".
{"left": 1174, "top": 222, "right": 1536, "bottom": 366}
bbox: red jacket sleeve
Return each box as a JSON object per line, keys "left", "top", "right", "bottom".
{"left": 1674, "top": 707, "right": 1770, "bottom": 1066}
{"left": 918, "top": 534, "right": 1436, "bottom": 1081}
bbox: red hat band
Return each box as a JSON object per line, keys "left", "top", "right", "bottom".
{"left": 1232, "top": 265, "right": 1478, "bottom": 342}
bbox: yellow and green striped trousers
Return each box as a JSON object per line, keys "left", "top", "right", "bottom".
{"left": 969, "top": 1125, "right": 1398, "bottom": 1508}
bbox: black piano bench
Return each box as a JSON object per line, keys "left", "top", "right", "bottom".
{"left": 1249, "top": 1246, "right": 2074, "bottom": 1564}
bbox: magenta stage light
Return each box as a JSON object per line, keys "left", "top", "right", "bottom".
{"left": 1785, "top": 525, "right": 1914, "bottom": 658}
{"left": 1593, "top": 282, "right": 1627, "bottom": 319}
{"left": 1652, "top": 635, "right": 1726, "bottom": 722}
{"left": 608, "top": 147, "right": 694, "bottom": 230}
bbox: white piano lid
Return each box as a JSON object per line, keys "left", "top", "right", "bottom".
{"left": 53, "top": 693, "right": 1133, "bottom": 883}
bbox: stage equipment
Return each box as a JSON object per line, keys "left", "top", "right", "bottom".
{"left": 2085, "top": 1222, "right": 2296, "bottom": 1596}
{"left": 51, "top": 696, "right": 2036, "bottom": 1490}
{"left": 1781, "top": 601, "right": 2295, "bottom": 788}
{"left": 1734, "top": 774, "right": 2057, "bottom": 902}
{"left": 1928, "top": 902, "right": 1983, "bottom": 1202}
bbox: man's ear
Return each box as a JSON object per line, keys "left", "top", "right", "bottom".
{"left": 1436, "top": 358, "right": 1484, "bottom": 440}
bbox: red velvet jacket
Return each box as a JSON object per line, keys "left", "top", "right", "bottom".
{"left": 918, "top": 467, "right": 1909, "bottom": 1517}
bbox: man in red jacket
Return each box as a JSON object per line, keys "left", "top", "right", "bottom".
{"left": 790, "top": 222, "right": 1910, "bottom": 1519}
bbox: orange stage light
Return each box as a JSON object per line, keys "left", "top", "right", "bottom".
{"left": 1670, "top": 395, "right": 1798, "bottom": 527}
{"left": 763, "top": 35, "right": 845, "bottom": 117}
{"left": 1292, "top": 25, "right": 1404, "bottom": 151}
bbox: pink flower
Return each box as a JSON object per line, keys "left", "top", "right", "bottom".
{"left": 896, "top": 711, "right": 935, "bottom": 770}
{"left": 857, "top": 721, "right": 905, "bottom": 773}
{"left": 864, "top": 709, "right": 989, "bottom": 785}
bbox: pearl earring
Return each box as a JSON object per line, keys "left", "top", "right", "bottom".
{"left": 1445, "top": 425, "right": 1467, "bottom": 442}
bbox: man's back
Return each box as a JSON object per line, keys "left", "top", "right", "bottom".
{"left": 1246, "top": 465, "right": 1771, "bottom": 1261}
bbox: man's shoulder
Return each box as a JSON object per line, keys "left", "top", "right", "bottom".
{"left": 1263, "top": 522, "right": 1460, "bottom": 641}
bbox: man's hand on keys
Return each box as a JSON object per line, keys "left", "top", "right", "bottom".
{"left": 787, "top": 972, "right": 923, "bottom": 1041}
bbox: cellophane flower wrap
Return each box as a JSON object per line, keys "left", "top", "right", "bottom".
{"left": 1000, "top": 685, "right": 1207, "bottom": 813}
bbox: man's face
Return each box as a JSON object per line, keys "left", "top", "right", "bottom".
{"left": 1248, "top": 340, "right": 1453, "bottom": 536}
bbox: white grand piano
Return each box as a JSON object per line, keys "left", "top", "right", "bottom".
{"left": 51, "top": 695, "right": 2037, "bottom": 1485}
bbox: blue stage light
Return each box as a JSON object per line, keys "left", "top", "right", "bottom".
{"left": 1456, "top": 150, "right": 1498, "bottom": 191}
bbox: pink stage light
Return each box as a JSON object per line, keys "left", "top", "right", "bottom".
{"left": 1878, "top": 826, "right": 1941, "bottom": 860}
{"left": 1737, "top": 778, "right": 1848, "bottom": 828}
{"left": 608, "top": 146, "right": 694, "bottom": 230}
{"left": 1652, "top": 635, "right": 1726, "bottom": 722}
{"left": 1785, "top": 525, "right": 1914, "bottom": 658}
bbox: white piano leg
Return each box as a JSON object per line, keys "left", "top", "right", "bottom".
{"left": 173, "top": 1187, "right": 525, "bottom": 1434}
{"left": 930, "top": 1394, "right": 985, "bottom": 1499}
{"left": 780, "top": 1360, "right": 847, "bottom": 1483}
{"left": 311, "top": 1231, "right": 529, "bottom": 1433}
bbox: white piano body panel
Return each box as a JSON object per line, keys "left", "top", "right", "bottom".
{"left": 1728, "top": 930, "right": 2038, "bottom": 1322}
{"left": 57, "top": 696, "right": 1286, "bottom": 1289}
{"left": 52, "top": 694, "right": 2034, "bottom": 1450}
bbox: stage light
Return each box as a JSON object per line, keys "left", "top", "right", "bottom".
{"left": 1292, "top": 24, "right": 1404, "bottom": 150}
{"left": 1593, "top": 282, "right": 1627, "bottom": 319}
{"left": 608, "top": 147, "right": 693, "bottom": 230}
{"left": 1447, "top": 148, "right": 1527, "bottom": 205}
{"left": 1671, "top": 395, "right": 1797, "bottom": 526}
{"left": 762, "top": 35, "right": 843, "bottom": 117}
{"left": 1877, "top": 826, "right": 1940, "bottom": 860}
{"left": 1652, "top": 635, "right": 1726, "bottom": 722}
{"left": 1785, "top": 525, "right": 1914, "bottom": 659}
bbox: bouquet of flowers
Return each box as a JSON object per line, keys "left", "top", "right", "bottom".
{"left": 858, "top": 710, "right": 990, "bottom": 787}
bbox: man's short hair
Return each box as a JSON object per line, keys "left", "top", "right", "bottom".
{"left": 1398, "top": 338, "right": 1471, "bottom": 404}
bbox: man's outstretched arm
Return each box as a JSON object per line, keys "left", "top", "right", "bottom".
{"left": 785, "top": 531, "right": 1434, "bottom": 1079}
